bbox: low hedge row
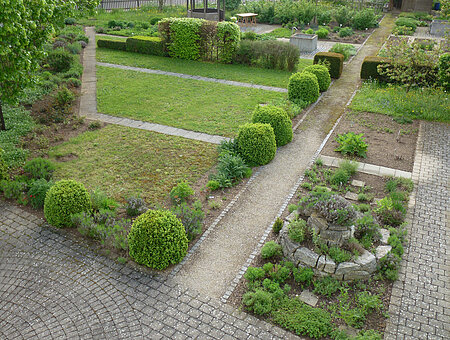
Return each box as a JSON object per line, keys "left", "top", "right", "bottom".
{"left": 97, "top": 37, "right": 165, "bottom": 56}
{"left": 313, "top": 52, "right": 344, "bottom": 79}
{"left": 360, "top": 56, "right": 391, "bottom": 81}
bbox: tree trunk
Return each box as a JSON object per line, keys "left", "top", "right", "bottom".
{"left": 158, "top": 0, "right": 164, "bottom": 11}
{"left": 0, "top": 102, "right": 5, "bottom": 131}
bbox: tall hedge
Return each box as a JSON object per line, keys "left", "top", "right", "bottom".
{"left": 128, "top": 209, "right": 188, "bottom": 270}
{"left": 313, "top": 52, "right": 344, "bottom": 79}
{"left": 252, "top": 105, "right": 292, "bottom": 147}
{"left": 237, "top": 123, "right": 277, "bottom": 166}
{"left": 217, "top": 21, "right": 241, "bottom": 63}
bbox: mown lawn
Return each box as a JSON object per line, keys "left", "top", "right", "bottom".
{"left": 350, "top": 81, "right": 450, "bottom": 123}
{"left": 97, "top": 66, "right": 287, "bottom": 137}
{"left": 48, "top": 124, "right": 217, "bottom": 204}
{"left": 96, "top": 47, "right": 312, "bottom": 88}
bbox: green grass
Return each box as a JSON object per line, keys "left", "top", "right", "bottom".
{"left": 350, "top": 81, "right": 450, "bottom": 123}
{"left": 97, "top": 66, "right": 286, "bottom": 137}
{"left": 48, "top": 124, "right": 217, "bottom": 204}
{"left": 0, "top": 105, "right": 34, "bottom": 168}
{"left": 97, "top": 47, "right": 312, "bottom": 88}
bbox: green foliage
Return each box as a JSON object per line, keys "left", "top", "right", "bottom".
{"left": 377, "top": 252, "right": 401, "bottom": 280}
{"left": 392, "top": 25, "right": 414, "bottom": 36}
{"left": 313, "top": 275, "right": 341, "bottom": 297}
{"left": 1, "top": 179, "right": 27, "bottom": 200}
{"left": 388, "top": 234, "right": 404, "bottom": 256}
{"left": 125, "top": 196, "right": 147, "bottom": 217}
{"left": 354, "top": 213, "right": 381, "bottom": 248}
{"left": 313, "top": 52, "right": 344, "bottom": 79}
{"left": 213, "top": 152, "right": 251, "bottom": 186}
{"left": 261, "top": 241, "right": 283, "bottom": 259}
{"left": 55, "top": 86, "right": 75, "bottom": 107}
{"left": 330, "top": 168, "right": 351, "bottom": 186}
{"left": 272, "top": 298, "right": 332, "bottom": 339}
{"left": 288, "top": 218, "right": 307, "bottom": 243}
{"left": 385, "top": 177, "right": 414, "bottom": 193}
{"left": 171, "top": 200, "right": 204, "bottom": 242}
{"left": 303, "top": 64, "right": 331, "bottom": 92}
{"left": 292, "top": 267, "right": 314, "bottom": 286}
{"left": 0, "top": 148, "right": 8, "bottom": 180}
{"left": 236, "top": 123, "right": 276, "bottom": 166}
{"left": 338, "top": 27, "right": 354, "bottom": 38}
{"left": 127, "top": 209, "right": 188, "bottom": 270}
{"left": 28, "top": 179, "right": 54, "bottom": 209}
{"left": 360, "top": 56, "right": 390, "bottom": 80}
{"left": 252, "top": 105, "right": 292, "bottom": 146}
{"left": 438, "top": 53, "right": 450, "bottom": 91}
{"left": 243, "top": 288, "right": 275, "bottom": 315}
{"left": 335, "top": 132, "right": 368, "bottom": 158}
{"left": 328, "top": 246, "right": 352, "bottom": 263}
{"left": 44, "top": 179, "right": 91, "bottom": 228}
{"left": 315, "top": 27, "right": 329, "bottom": 39}
{"left": 375, "top": 197, "right": 406, "bottom": 226}
{"left": 272, "top": 217, "right": 284, "bottom": 234}
{"left": 216, "top": 21, "right": 241, "bottom": 63}
{"left": 90, "top": 189, "right": 119, "bottom": 212}
{"left": 288, "top": 72, "right": 320, "bottom": 104}
{"left": 225, "top": 0, "right": 241, "bottom": 10}
{"left": 244, "top": 266, "right": 266, "bottom": 283}
{"left": 126, "top": 36, "right": 165, "bottom": 56}
{"left": 394, "top": 17, "right": 419, "bottom": 31}
{"left": 351, "top": 8, "right": 378, "bottom": 30}
{"left": 170, "top": 180, "right": 194, "bottom": 205}
{"left": 357, "top": 203, "right": 371, "bottom": 212}
{"left": 329, "top": 43, "right": 356, "bottom": 61}
{"left": 288, "top": 204, "right": 298, "bottom": 213}
{"left": 206, "top": 180, "right": 221, "bottom": 191}
{"left": 97, "top": 39, "right": 128, "bottom": 51}
{"left": 45, "top": 48, "right": 74, "bottom": 73}
{"left": 333, "top": 6, "right": 353, "bottom": 26}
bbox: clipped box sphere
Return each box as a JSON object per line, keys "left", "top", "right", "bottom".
{"left": 237, "top": 123, "right": 276, "bottom": 166}
{"left": 288, "top": 71, "right": 320, "bottom": 104}
{"left": 252, "top": 105, "right": 292, "bottom": 147}
{"left": 303, "top": 64, "right": 331, "bottom": 92}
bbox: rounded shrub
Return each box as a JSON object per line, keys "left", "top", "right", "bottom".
{"left": 44, "top": 180, "right": 91, "bottom": 228}
{"left": 252, "top": 105, "right": 292, "bottom": 147}
{"left": 288, "top": 72, "right": 320, "bottom": 104}
{"left": 303, "top": 65, "right": 331, "bottom": 92}
{"left": 236, "top": 123, "right": 276, "bottom": 166}
{"left": 127, "top": 209, "right": 188, "bottom": 270}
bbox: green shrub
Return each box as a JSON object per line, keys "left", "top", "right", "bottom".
{"left": 272, "top": 217, "right": 284, "bottom": 234}
{"left": 0, "top": 148, "right": 8, "bottom": 180}
{"left": 65, "top": 77, "right": 82, "bottom": 88}
{"left": 338, "top": 27, "right": 354, "bottom": 37}
{"left": 127, "top": 209, "right": 188, "bottom": 269}
{"left": 354, "top": 213, "right": 381, "bottom": 247}
{"left": 313, "top": 275, "right": 341, "bottom": 297}
{"left": 339, "top": 160, "right": 358, "bottom": 175}
{"left": 216, "top": 21, "right": 241, "bottom": 63}
{"left": 126, "top": 36, "right": 165, "bottom": 56}
{"left": 395, "top": 17, "right": 419, "bottom": 30}
{"left": 252, "top": 105, "right": 292, "bottom": 147}
{"left": 28, "top": 179, "right": 54, "bottom": 209}
{"left": 66, "top": 42, "right": 82, "bottom": 55}
{"left": 335, "top": 132, "right": 368, "bottom": 158}
{"left": 330, "top": 168, "right": 351, "bottom": 186}
{"left": 292, "top": 267, "right": 314, "bottom": 286}
{"left": 315, "top": 27, "right": 329, "bottom": 39}
{"left": 288, "top": 218, "right": 307, "bottom": 243}
{"left": 377, "top": 252, "right": 401, "bottom": 280}
{"left": 1, "top": 179, "right": 27, "bottom": 200}
{"left": 64, "top": 17, "right": 76, "bottom": 25}
{"left": 328, "top": 246, "right": 352, "bottom": 263}
{"left": 55, "top": 87, "right": 75, "bottom": 107}
{"left": 303, "top": 64, "right": 331, "bottom": 92}
{"left": 313, "top": 52, "right": 344, "bottom": 79}
{"left": 385, "top": 177, "right": 414, "bottom": 193}
{"left": 351, "top": 8, "right": 378, "bottom": 30}
{"left": 125, "top": 196, "right": 147, "bottom": 217}
{"left": 388, "top": 234, "right": 404, "bottom": 256}
{"left": 45, "top": 48, "right": 73, "bottom": 72}
{"left": 392, "top": 25, "right": 414, "bottom": 36}
{"left": 171, "top": 200, "right": 204, "bottom": 242}
{"left": 244, "top": 266, "right": 265, "bottom": 284}
{"left": 170, "top": 180, "right": 194, "bottom": 205}
{"left": 272, "top": 298, "right": 332, "bottom": 339}
{"left": 243, "top": 288, "right": 274, "bottom": 315}
{"left": 206, "top": 180, "right": 221, "bottom": 191}
{"left": 360, "top": 56, "right": 390, "bottom": 80}
{"left": 261, "top": 241, "right": 283, "bottom": 259}
{"left": 288, "top": 71, "right": 320, "bottom": 104}
{"left": 329, "top": 43, "right": 356, "bottom": 61}
{"left": 90, "top": 189, "right": 119, "bottom": 212}
{"left": 334, "top": 6, "right": 353, "bottom": 27}
{"left": 97, "top": 39, "right": 127, "bottom": 51}
{"left": 213, "top": 152, "right": 250, "bottom": 185}
{"left": 317, "top": 11, "right": 332, "bottom": 25}
{"left": 236, "top": 123, "right": 276, "bottom": 166}
{"left": 375, "top": 197, "right": 406, "bottom": 226}
{"left": 44, "top": 180, "right": 91, "bottom": 228}
{"left": 438, "top": 53, "right": 450, "bottom": 91}
{"left": 304, "top": 28, "right": 314, "bottom": 34}
{"left": 242, "top": 31, "right": 258, "bottom": 40}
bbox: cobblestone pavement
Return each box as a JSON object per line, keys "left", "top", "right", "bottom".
{"left": 385, "top": 122, "right": 450, "bottom": 339}
{"left": 0, "top": 202, "right": 299, "bottom": 340}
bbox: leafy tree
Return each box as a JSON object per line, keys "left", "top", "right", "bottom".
{"left": 0, "top": 0, "right": 99, "bottom": 130}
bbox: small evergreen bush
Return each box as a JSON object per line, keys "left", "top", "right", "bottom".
{"left": 252, "top": 105, "right": 292, "bottom": 146}
{"left": 303, "top": 65, "right": 331, "bottom": 92}
{"left": 44, "top": 180, "right": 91, "bottom": 228}
{"left": 170, "top": 180, "right": 194, "bottom": 205}
{"left": 236, "top": 123, "right": 277, "bottom": 166}
{"left": 315, "top": 27, "right": 329, "bottom": 39}
{"left": 261, "top": 241, "right": 283, "bottom": 259}
{"left": 338, "top": 27, "right": 354, "bottom": 37}
{"left": 288, "top": 72, "right": 320, "bottom": 104}
{"left": 288, "top": 218, "right": 307, "bottom": 243}
{"left": 28, "top": 179, "right": 54, "bottom": 209}
{"left": 272, "top": 217, "right": 283, "bottom": 234}
{"left": 127, "top": 209, "right": 188, "bottom": 270}
{"left": 313, "top": 52, "right": 344, "bottom": 79}
{"left": 45, "top": 48, "right": 74, "bottom": 73}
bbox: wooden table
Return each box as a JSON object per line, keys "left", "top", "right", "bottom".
{"left": 236, "top": 13, "right": 258, "bottom": 25}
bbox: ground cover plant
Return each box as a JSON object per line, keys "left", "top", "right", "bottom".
{"left": 48, "top": 124, "right": 217, "bottom": 204}
{"left": 96, "top": 66, "right": 286, "bottom": 137}
{"left": 97, "top": 43, "right": 312, "bottom": 88}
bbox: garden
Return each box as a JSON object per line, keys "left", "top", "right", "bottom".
{"left": 1, "top": 1, "right": 449, "bottom": 339}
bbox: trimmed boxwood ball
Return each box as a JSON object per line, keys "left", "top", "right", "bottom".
{"left": 288, "top": 72, "right": 320, "bottom": 104}
{"left": 252, "top": 105, "right": 292, "bottom": 147}
{"left": 44, "top": 180, "right": 91, "bottom": 228}
{"left": 237, "top": 123, "right": 276, "bottom": 166}
{"left": 303, "top": 64, "right": 331, "bottom": 92}
{"left": 128, "top": 209, "right": 188, "bottom": 270}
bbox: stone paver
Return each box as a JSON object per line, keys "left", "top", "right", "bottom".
{"left": 320, "top": 155, "right": 412, "bottom": 179}
{"left": 385, "top": 122, "right": 450, "bottom": 340}
{"left": 0, "top": 201, "right": 298, "bottom": 340}
{"left": 96, "top": 62, "right": 288, "bottom": 93}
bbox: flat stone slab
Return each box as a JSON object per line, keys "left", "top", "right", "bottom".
{"left": 375, "top": 245, "right": 392, "bottom": 260}
{"left": 344, "top": 192, "right": 359, "bottom": 201}
{"left": 351, "top": 179, "right": 365, "bottom": 187}
{"left": 299, "top": 290, "right": 319, "bottom": 307}
{"left": 379, "top": 228, "right": 390, "bottom": 245}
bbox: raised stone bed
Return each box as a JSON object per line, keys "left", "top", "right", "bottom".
{"left": 430, "top": 20, "right": 450, "bottom": 37}
{"left": 289, "top": 33, "right": 318, "bottom": 52}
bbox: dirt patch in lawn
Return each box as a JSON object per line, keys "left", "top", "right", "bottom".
{"left": 321, "top": 110, "right": 419, "bottom": 172}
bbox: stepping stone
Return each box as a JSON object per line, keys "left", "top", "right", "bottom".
{"left": 379, "top": 228, "right": 390, "bottom": 245}
{"left": 351, "top": 179, "right": 365, "bottom": 187}
{"left": 299, "top": 290, "right": 318, "bottom": 307}
{"left": 344, "top": 192, "right": 359, "bottom": 201}
{"left": 375, "top": 245, "right": 392, "bottom": 260}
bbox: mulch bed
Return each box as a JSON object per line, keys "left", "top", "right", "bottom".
{"left": 321, "top": 110, "right": 419, "bottom": 172}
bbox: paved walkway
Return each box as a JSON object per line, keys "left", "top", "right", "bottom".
{"left": 320, "top": 155, "right": 412, "bottom": 179}
{"left": 385, "top": 122, "right": 450, "bottom": 340}
{"left": 0, "top": 202, "right": 298, "bottom": 340}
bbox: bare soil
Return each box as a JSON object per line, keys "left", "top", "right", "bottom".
{"left": 321, "top": 110, "right": 419, "bottom": 172}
